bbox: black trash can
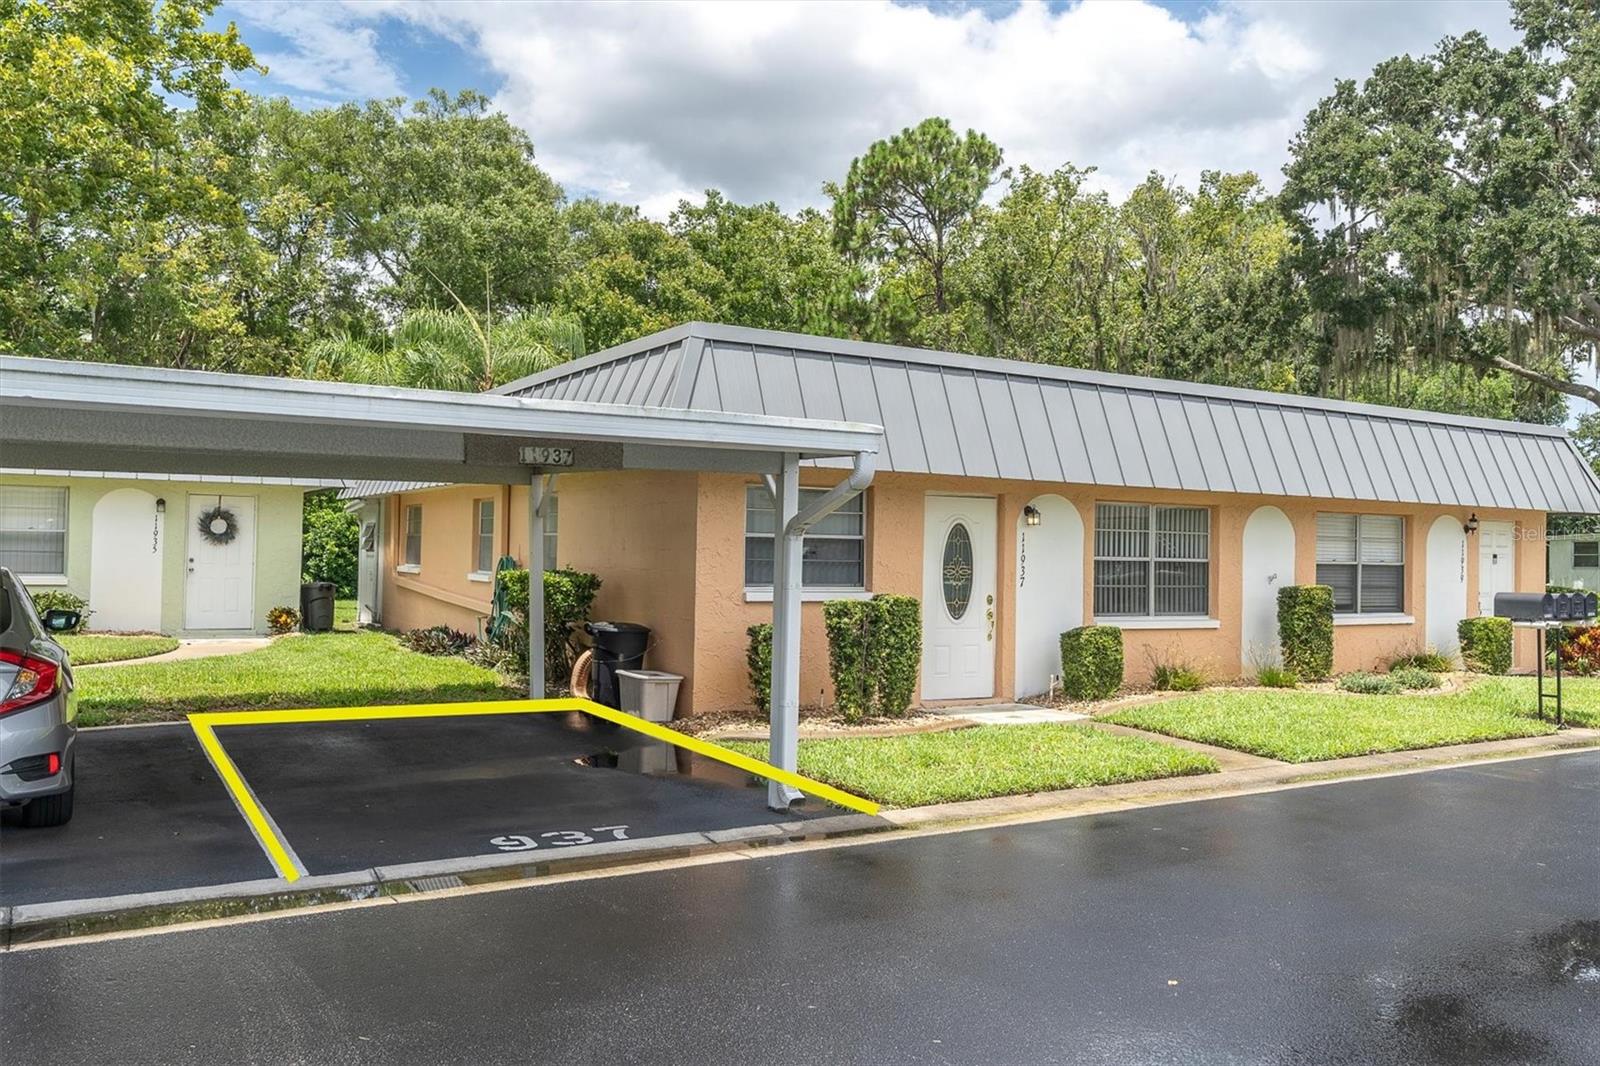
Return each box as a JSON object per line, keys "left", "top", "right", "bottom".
{"left": 585, "top": 621, "right": 650, "bottom": 709}
{"left": 300, "top": 581, "right": 336, "bottom": 632}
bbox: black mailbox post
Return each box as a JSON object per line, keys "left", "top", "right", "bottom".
{"left": 1492, "top": 591, "right": 1598, "bottom": 726}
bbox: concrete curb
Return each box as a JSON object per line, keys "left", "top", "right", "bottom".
{"left": 7, "top": 733, "right": 1595, "bottom": 947}
{"left": 1, "top": 813, "right": 895, "bottom": 946}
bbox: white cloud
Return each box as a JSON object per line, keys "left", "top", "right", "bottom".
{"left": 232, "top": 1, "right": 405, "bottom": 102}
{"left": 249, "top": 0, "right": 1517, "bottom": 214}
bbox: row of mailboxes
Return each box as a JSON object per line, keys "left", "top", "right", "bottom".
{"left": 1492, "top": 591, "right": 1599, "bottom": 622}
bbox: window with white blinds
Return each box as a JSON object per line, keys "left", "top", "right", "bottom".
{"left": 1094, "top": 503, "right": 1210, "bottom": 617}
{"left": 473, "top": 499, "right": 495, "bottom": 573}
{"left": 1316, "top": 513, "right": 1404, "bottom": 614}
{"left": 403, "top": 505, "right": 423, "bottom": 567}
{"left": 744, "top": 486, "right": 865, "bottom": 590}
{"left": 0, "top": 486, "right": 68, "bottom": 577}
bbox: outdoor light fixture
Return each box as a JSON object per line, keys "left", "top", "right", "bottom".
{"left": 155, "top": 498, "right": 166, "bottom": 513}
{"left": 1464, "top": 513, "right": 1479, "bottom": 535}
{"left": 1023, "top": 505, "right": 1042, "bottom": 527}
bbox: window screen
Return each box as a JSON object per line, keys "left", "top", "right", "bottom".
{"left": 403, "top": 505, "right": 422, "bottom": 567}
{"left": 1093, "top": 503, "right": 1209, "bottom": 617}
{"left": 744, "top": 486, "right": 865, "bottom": 590}
{"left": 0, "top": 486, "right": 68, "bottom": 577}
{"left": 474, "top": 499, "right": 495, "bottom": 573}
{"left": 1576, "top": 541, "right": 1599, "bottom": 569}
{"left": 1316, "top": 513, "right": 1404, "bottom": 613}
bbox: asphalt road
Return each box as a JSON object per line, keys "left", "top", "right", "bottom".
{"left": 5, "top": 751, "right": 1597, "bottom": 1065}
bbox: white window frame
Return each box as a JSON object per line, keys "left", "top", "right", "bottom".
{"left": 471, "top": 498, "right": 495, "bottom": 577}
{"left": 1575, "top": 541, "right": 1599, "bottom": 569}
{"left": 0, "top": 485, "right": 69, "bottom": 581}
{"left": 1316, "top": 513, "right": 1405, "bottom": 615}
{"left": 399, "top": 504, "right": 423, "bottom": 572}
{"left": 1092, "top": 502, "right": 1211, "bottom": 620}
{"left": 743, "top": 485, "right": 866, "bottom": 594}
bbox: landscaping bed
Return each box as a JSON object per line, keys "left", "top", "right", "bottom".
{"left": 722, "top": 724, "right": 1219, "bottom": 807}
{"left": 74, "top": 631, "right": 516, "bottom": 726}
{"left": 59, "top": 633, "right": 180, "bottom": 665}
{"left": 1101, "top": 676, "right": 1570, "bottom": 763}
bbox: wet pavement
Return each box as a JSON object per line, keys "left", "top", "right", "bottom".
{"left": 0, "top": 713, "right": 803, "bottom": 906}
{"left": 4, "top": 749, "right": 1596, "bottom": 1064}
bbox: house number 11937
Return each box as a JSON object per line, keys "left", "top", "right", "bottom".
{"left": 489, "top": 825, "right": 630, "bottom": 851}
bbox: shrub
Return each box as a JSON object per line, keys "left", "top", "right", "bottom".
{"left": 494, "top": 567, "right": 603, "bottom": 685}
{"left": 1151, "top": 660, "right": 1206, "bottom": 691}
{"left": 1338, "top": 671, "right": 1399, "bottom": 695}
{"left": 28, "top": 589, "right": 90, "bottom": 633}
{"left": 1389, "top": 648, "right": 1454, "bottom": 672}
{"left": 747, "top": 622, "right": 773, "bottom": 714}
{"left": 1277, "top": 585, "right": 1334, "bottom": 680}
{"left": 1255, "top": 664, "right": 1298, "bottom": 688}
{"left": 821, "top": 595, "right": 922, "bottom": 721}
{"left": 1557, "top": 625, "right": 1600, "bottom": 675}
{"left": 265, "top": 606, "right": 300, "bottom": 635}
{"left": 1458, "top": 616, "right": 1513, "bottom": 674}
{"left": 1388, "top": 666, "right": 1441, "bottom": 690}
{"left": 401, "top": 625, "right": 475, "bottom": 657}
{"left": 465, "top": 639, "right": 516, "bottom": 672}
{"left": 1059, "top": 625, "right": 1123, "bottom": 701}
{"left": 301, "top": 491, "right": 360, "bottom": 597}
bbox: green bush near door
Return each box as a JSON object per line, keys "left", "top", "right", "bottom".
{"left": 822, "top": 595, "right": 921, "bottom": 721}
{"left": 1060, "top": 625, "right": 1123, "bottom": 700}
{"left": 1277, "top": 585, "right": 1334, "bottom": 680}
{"left": 746, "top": 622, "right": 773, "bottom": 714}
{"left": 1459, "top": 616, "right": 1513, "bottom": 674}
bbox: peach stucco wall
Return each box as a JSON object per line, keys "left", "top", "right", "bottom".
{"left": 376, "top": 472, "right": 1547, "bottom": 715}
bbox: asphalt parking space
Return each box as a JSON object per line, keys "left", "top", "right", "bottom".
{"left": 0, "top": 724, "right": 273, "bottom": 907}
{"left": 1, "top": 710, "right": 812, "bottom": 908}
{"left": 219, "top": 712, "right": 808, "bottom": 874}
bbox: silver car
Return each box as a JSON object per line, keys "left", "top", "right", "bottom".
{"left": 0, "top": 568, "right": 78, "bottom": 826}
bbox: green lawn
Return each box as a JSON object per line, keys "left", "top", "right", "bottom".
{"left": 75, "top": 631, "right": 515, "bottom": 726}
{"left": 59, "top": 633, "right": 180, "bottom": 665}
{"left": 334, "top": 598, "right": 357, "bottom": 631}
{"left": 1103, "top": 676, "right": 1585, "bottom": 763}
{"left": 724, "top": 724, "right": 1218, "bottom": 807}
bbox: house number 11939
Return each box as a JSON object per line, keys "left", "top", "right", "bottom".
{"left": 489, "top": 825, "right": 630, "bottom": 851}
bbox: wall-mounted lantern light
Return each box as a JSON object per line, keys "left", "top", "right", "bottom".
{"left": 1464, "top": 513, "right": 1479, "bottom": 535}
{"left": 1023, "top": 505, "right": 1042, "bottom": 527}
{"left": 155, "top": 498, "right": 166, "bottom": 513}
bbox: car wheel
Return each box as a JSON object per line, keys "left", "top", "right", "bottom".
{"left": 20, "top": 784, "right": 73, "bottom": 827}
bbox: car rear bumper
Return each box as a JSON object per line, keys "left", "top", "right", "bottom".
{"left": 0, "top": 697, "right": 75, "bottom": 803}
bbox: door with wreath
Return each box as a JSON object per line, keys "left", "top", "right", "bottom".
{"left": 185, "top": 494, "right": 256, "bottom": 630}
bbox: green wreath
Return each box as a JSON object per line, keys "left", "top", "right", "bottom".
{"left": 197, "top": 504, "right": 239, "bottom": 546}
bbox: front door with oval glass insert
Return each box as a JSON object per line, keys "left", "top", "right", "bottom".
{"left": 923, "top": 495, "right": 996, "bottom": 700}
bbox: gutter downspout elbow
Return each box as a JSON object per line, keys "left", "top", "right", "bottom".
{"left": 785, "top": 450, "right": 876, "bottom": 539}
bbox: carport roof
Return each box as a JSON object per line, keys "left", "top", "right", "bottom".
{"left": 499, "top": 322, "right": 1600, "bottom": 514}
{"left": 0, "top": 355, "right": 883, "bottom": 484}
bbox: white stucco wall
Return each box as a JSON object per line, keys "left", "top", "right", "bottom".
{"left": 1, "top": 474, "right": 307, "bottom": 635}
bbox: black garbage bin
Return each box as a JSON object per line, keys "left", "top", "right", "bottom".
{"left": 300, "top": 581, "right": 336, "bottom": 632}
{"left": 585, "top": 621, "right": 650, "bottom": 709}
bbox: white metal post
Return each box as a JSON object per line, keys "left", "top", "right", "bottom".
{"left": 768, "top": 452, "right": 804, "bottom": 809}
{"left": 527, "top": 472, "right": 546, "bottom": 698}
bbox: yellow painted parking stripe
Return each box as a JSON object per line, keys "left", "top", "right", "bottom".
{"left": 190, "top": 697, "right": 879, "bottom": 884}
{"left": 189, "top": 719, "right": 307, "bottom": 882}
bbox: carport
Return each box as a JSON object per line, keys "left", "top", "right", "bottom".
{"left": 0, "top": 355, "right": 884, "bottom": 811}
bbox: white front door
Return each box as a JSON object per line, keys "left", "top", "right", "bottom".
{"left": 923, "top": 496, "right": 996, "bottom": 701}
{"left": 1477, "top": 520, "right": 1515, "bottom": 616}
{"left": 185, "top": 494, "right": 256, "bottom": 630}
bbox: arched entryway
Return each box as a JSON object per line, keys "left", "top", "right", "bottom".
{"left": 1241, "top": 506, "right": 1295, "bottom": 670}
{"left": 1426, "top": 514, "right": 1468, "bottom": 655}
{"left": 89, "top": 488, "right": 163, "bottom": 632}
{"left": 1013, "top": 494, "right": 1083, "bottom": 698}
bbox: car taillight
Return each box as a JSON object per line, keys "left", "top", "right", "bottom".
{"left": 0, "top": 650, "right": 58, "bottom": 716}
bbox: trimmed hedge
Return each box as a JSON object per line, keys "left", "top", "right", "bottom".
{"left": 1459, "top": 616, "right": 1513, "bottom": 674}
{"left": 821, "top": 595, "right": 922, "bottom": 721}
{"left": 747, "top": 622, "right": 773, "bottom": 714}
{"left": 1059, "top": 625, "right": 1123, "bottom": 700}
{"left": 494, "top": 567, "right": 602, "bottom": 688}
{"left": 1278, "top": 585, "right": 1334, "bottom": 681}
{"left": 29, "top": 589, "right": 90, "bottom": 633}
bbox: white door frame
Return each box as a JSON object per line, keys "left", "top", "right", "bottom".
{"left": 185, "top": 493, "right": 257, "bottom": 631}
{"left": 922, "top": 495, "right": 997, "bottom": 701}
{"left": 1476, "top": 520, "right": 1516, "bottom": 616}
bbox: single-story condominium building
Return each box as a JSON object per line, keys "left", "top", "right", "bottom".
{"left": 0, "top": 469, "right": 320, "bottom": 636}
{"left": 348, "top": 323, "right": 1600, "bottom": 713}
{"left": 1546, "top": 532, "right": 1600, "bottom": 590}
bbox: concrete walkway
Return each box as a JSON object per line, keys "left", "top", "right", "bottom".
{"left": 74, "top": 637, "right": 271, "bottom": 669}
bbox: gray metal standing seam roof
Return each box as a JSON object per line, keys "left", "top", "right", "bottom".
{"left": 495, "top": 322, "right": 1600, "bottom": 514}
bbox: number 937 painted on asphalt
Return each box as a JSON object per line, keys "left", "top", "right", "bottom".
{"left": 489, "top": 825, "right": 631, "bottom": 851}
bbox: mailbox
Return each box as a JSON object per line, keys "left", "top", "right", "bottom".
{"left": 1494, "top": 591, "right": 1599, "bottom": 622}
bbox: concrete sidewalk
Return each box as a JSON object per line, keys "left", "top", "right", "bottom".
{"left": 73, "top": 637, "right": 271, "bottom": 669}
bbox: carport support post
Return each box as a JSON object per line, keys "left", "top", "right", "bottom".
{"left": 767, "top": 452, "right": 804, "bottom": 810}
{"left": 527, "top": 472, "right": 547, "bottom": 699}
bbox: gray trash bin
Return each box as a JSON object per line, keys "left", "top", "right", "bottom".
{"left": 616, "top": 669, "right": 683, "bottom": 723}
{"left": 299, "top": 581, "right": 335, "bottom": 632}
